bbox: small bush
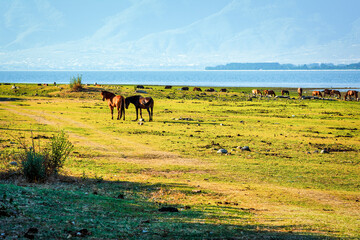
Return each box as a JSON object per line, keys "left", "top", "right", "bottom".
{"left": 12, "top": 130, "right": 73, "bottom": 182}
{"left": 22, "top": 151, "right": 46, "bottom": 182}
{"left": 70, "top": 75, "right": 83, "bottom": 91}
{"left": 46, "top": 130, "right": 73, "bottom": 175}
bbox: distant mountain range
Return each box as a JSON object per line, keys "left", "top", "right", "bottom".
{"left": 1, "top": 1, "right": 360, "bottom": 70}
{"left": 205, "top": 62, "right": 360, "bottom": 70}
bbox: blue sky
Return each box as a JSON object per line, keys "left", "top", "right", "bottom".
{"left": 0, "top": 0, "right": 359, "bottom": 70}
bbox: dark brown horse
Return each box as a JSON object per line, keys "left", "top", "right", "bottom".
{"left": 344, "top": 90, "right": 358, "bottom": 101}
{"left": 268, "top": 90, "right": 276, "bottom": 97}
{"left": 101, "top": 91, "right": 125, "bottom": 120}
{"left": 263, "top": 90, "right": 276, "bottom": 97}
{"left": 125, "top": 95, "right": 154, "bottom": 121}
{"left": 281, "top": 90, "right": 289, "bottom": 96}
{"left": 330, "top": 90, "right": 341, "bottom": 98}
{"left": 323, "top": 89, "right": 331, "bottom": 97}
{"left": 312, "top": 91, "right": 322, "bottom": 97}
{"left": 298, "top": 88, "right": 303, "bottom": 97}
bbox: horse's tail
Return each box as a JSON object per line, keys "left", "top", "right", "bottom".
{"left": 122, "top": 97, "right": 125, "bottom": 119}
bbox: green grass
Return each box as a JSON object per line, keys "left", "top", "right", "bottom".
{"left": 0, "top": 84, "right": 359, "bottom": 239}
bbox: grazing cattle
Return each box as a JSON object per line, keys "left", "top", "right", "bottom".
{"left": 165, "top": 86, "right": 172, "bottom": 89}
{"left": 312, "top": 91, "right": 322, "bottom": 97}
{"left": 43, "top": 84, "right": 48, "bottom": 86}
{"left": 181, "top": 87, "right": 189, "bottom": 91}
{"left": 344, "top": 90, "right": 358, "bottom": 101}
{"left": 205, "top": 88, "right": 215, "bottom": 92}
{"left": 281, "top": 90, "right": 289, "bottom": 96}
{"left": 220, "top": 88, "right": 227, "bottom": 92}
{"left": 323, "top": 89, "right": 331, "bottom": 97}
{"left": 136, "top": 85, "right": 145, "bottom": 89}
{"left": 193, "top": 87, "right": 202, "bottom": 91}
{"left": 330, "top": 90, "right": 341, "bottom": 98}
{"left": 298, "top": 88, "right": 303, "bottom": 97}
{"left": 125, "top": 95, "right": 154, "bottom": 121}
{"left": 252, "top": 89, "right": 262, "bottom": 96}
{"left": 101, "top": 91, "right": 125, "bottom": 120}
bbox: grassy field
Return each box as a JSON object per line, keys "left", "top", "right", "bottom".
{"left": 0, "top": 83, "right": 359, "bottom": 239}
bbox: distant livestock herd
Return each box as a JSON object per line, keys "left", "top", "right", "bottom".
{"left": 250, "top": 88, "right": 358, "bottom": 101}
{"left": 158, "top": 85, "right": 358, "bottom": 101}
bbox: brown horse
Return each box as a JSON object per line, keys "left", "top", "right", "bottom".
{"left": 101, "top": 91, "right": 125, "bottom": 120}
{"left": 125, "top": 95, "right": 154, "bottom": 121}
{"left": 312, "top": 91, "right": 322, "bottom": 97}
{"left": 281, "top": 90, "right": 289, "bottom": 96}
{"left": 252, "top": 89, "right": 262, "bottom": 96}
{"left": 330, "top": 90, "right": 341, "bottom": 98}
{"left": 298, "top": 88, "right": 303, "bottom": 97}
{"left": 263, "top": 90, "right": 275, "bottom": 97}
{"left": 323, "top": 89, "right": 331, "bottom": 97}
{"left": 268, "top": 90, "right": 276, "bottom": 97}
{"left": 344, "top": 90, "right": 359, "bottom": 101}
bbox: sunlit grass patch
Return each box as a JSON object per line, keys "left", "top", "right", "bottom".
{"left": 0, "top": 84, "right": 359, "bottom": 238}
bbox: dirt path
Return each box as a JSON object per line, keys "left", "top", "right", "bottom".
{"left": 1, "top": 101, "right": 203, "bottom": 167}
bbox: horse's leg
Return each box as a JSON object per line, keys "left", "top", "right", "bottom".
{"left": 147, "top": 108, "right": 151, "bottom": 121}
{"left": 140, "top": 108, "right": 143, "bottom": 119}
{"left": 110, "top": 106, "right": 114, "bottom": 120}
{"left": 117, "top": 104, "right": 120, "bottom": 120}
{"left": 134, "top": 107, "right": 138, "bottom": 121}
{"left": 151, "top": 106, "right": 153, "bottom": 121}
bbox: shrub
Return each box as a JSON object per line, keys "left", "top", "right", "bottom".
{"left": 13, "top": 130, "right": 73, "bottom": 182}
{"left": 46, "top": 130, "right": 73, "bottom": 175}
{"left": 70, "top": 74, "right": 83, "bottom": 91}
{"left": 22, "top": 151, "right": 46, "bottom": 182}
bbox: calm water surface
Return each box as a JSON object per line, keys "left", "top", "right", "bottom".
{"left": 0, "top": 70, "right": 359, "bottom": 89}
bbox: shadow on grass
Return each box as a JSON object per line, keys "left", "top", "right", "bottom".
{"left": 0, "top": 97, "right": 25, "bottom": 102}
{"left": 0, "top": 127, "right": 56, "bottom": 133}
{"left": 0, "top": 174, "right": 335, "bottom": 240}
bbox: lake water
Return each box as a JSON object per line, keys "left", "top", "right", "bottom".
{"left": 0, "top": 70, "right": 359, "bottom": 89}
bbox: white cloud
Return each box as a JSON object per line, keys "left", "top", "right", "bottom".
{"left": 5, "top": 25, "right": 40, "bottom": 48}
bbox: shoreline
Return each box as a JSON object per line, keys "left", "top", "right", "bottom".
{"left": 1, "top": 70, "right": 359, "bottom": 89}
{"left": 1, "top": 83, "right": 359, "bottom": 93}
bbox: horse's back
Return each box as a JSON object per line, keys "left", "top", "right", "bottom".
{"left": 113, "top": 95, "right": 125, "bottom": 106}
{"left": 140, "top": 97, "right": 153, "bottom": 106}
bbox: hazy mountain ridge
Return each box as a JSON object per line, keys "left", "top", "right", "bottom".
{"left": 0, "top": 0, "right": 359, "bottom": 70}
{"left": 205, "top": 62, "right": 360, "bottom": 70}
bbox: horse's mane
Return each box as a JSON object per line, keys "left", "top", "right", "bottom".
{"left": 102, "top": 90, "right": 116, "bottom": 98}
{"left": 125, "top": 95, "right": 141, "bottom": 102}
{"left": 127, "top": 95, "right": 141, "bottom": 100}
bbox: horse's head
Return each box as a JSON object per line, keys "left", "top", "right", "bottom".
{"left": 125, "top": 98, "right": 130, "bottom": 109}
{"left": 101, "top": 91, "right": 106, "bottom": 101}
